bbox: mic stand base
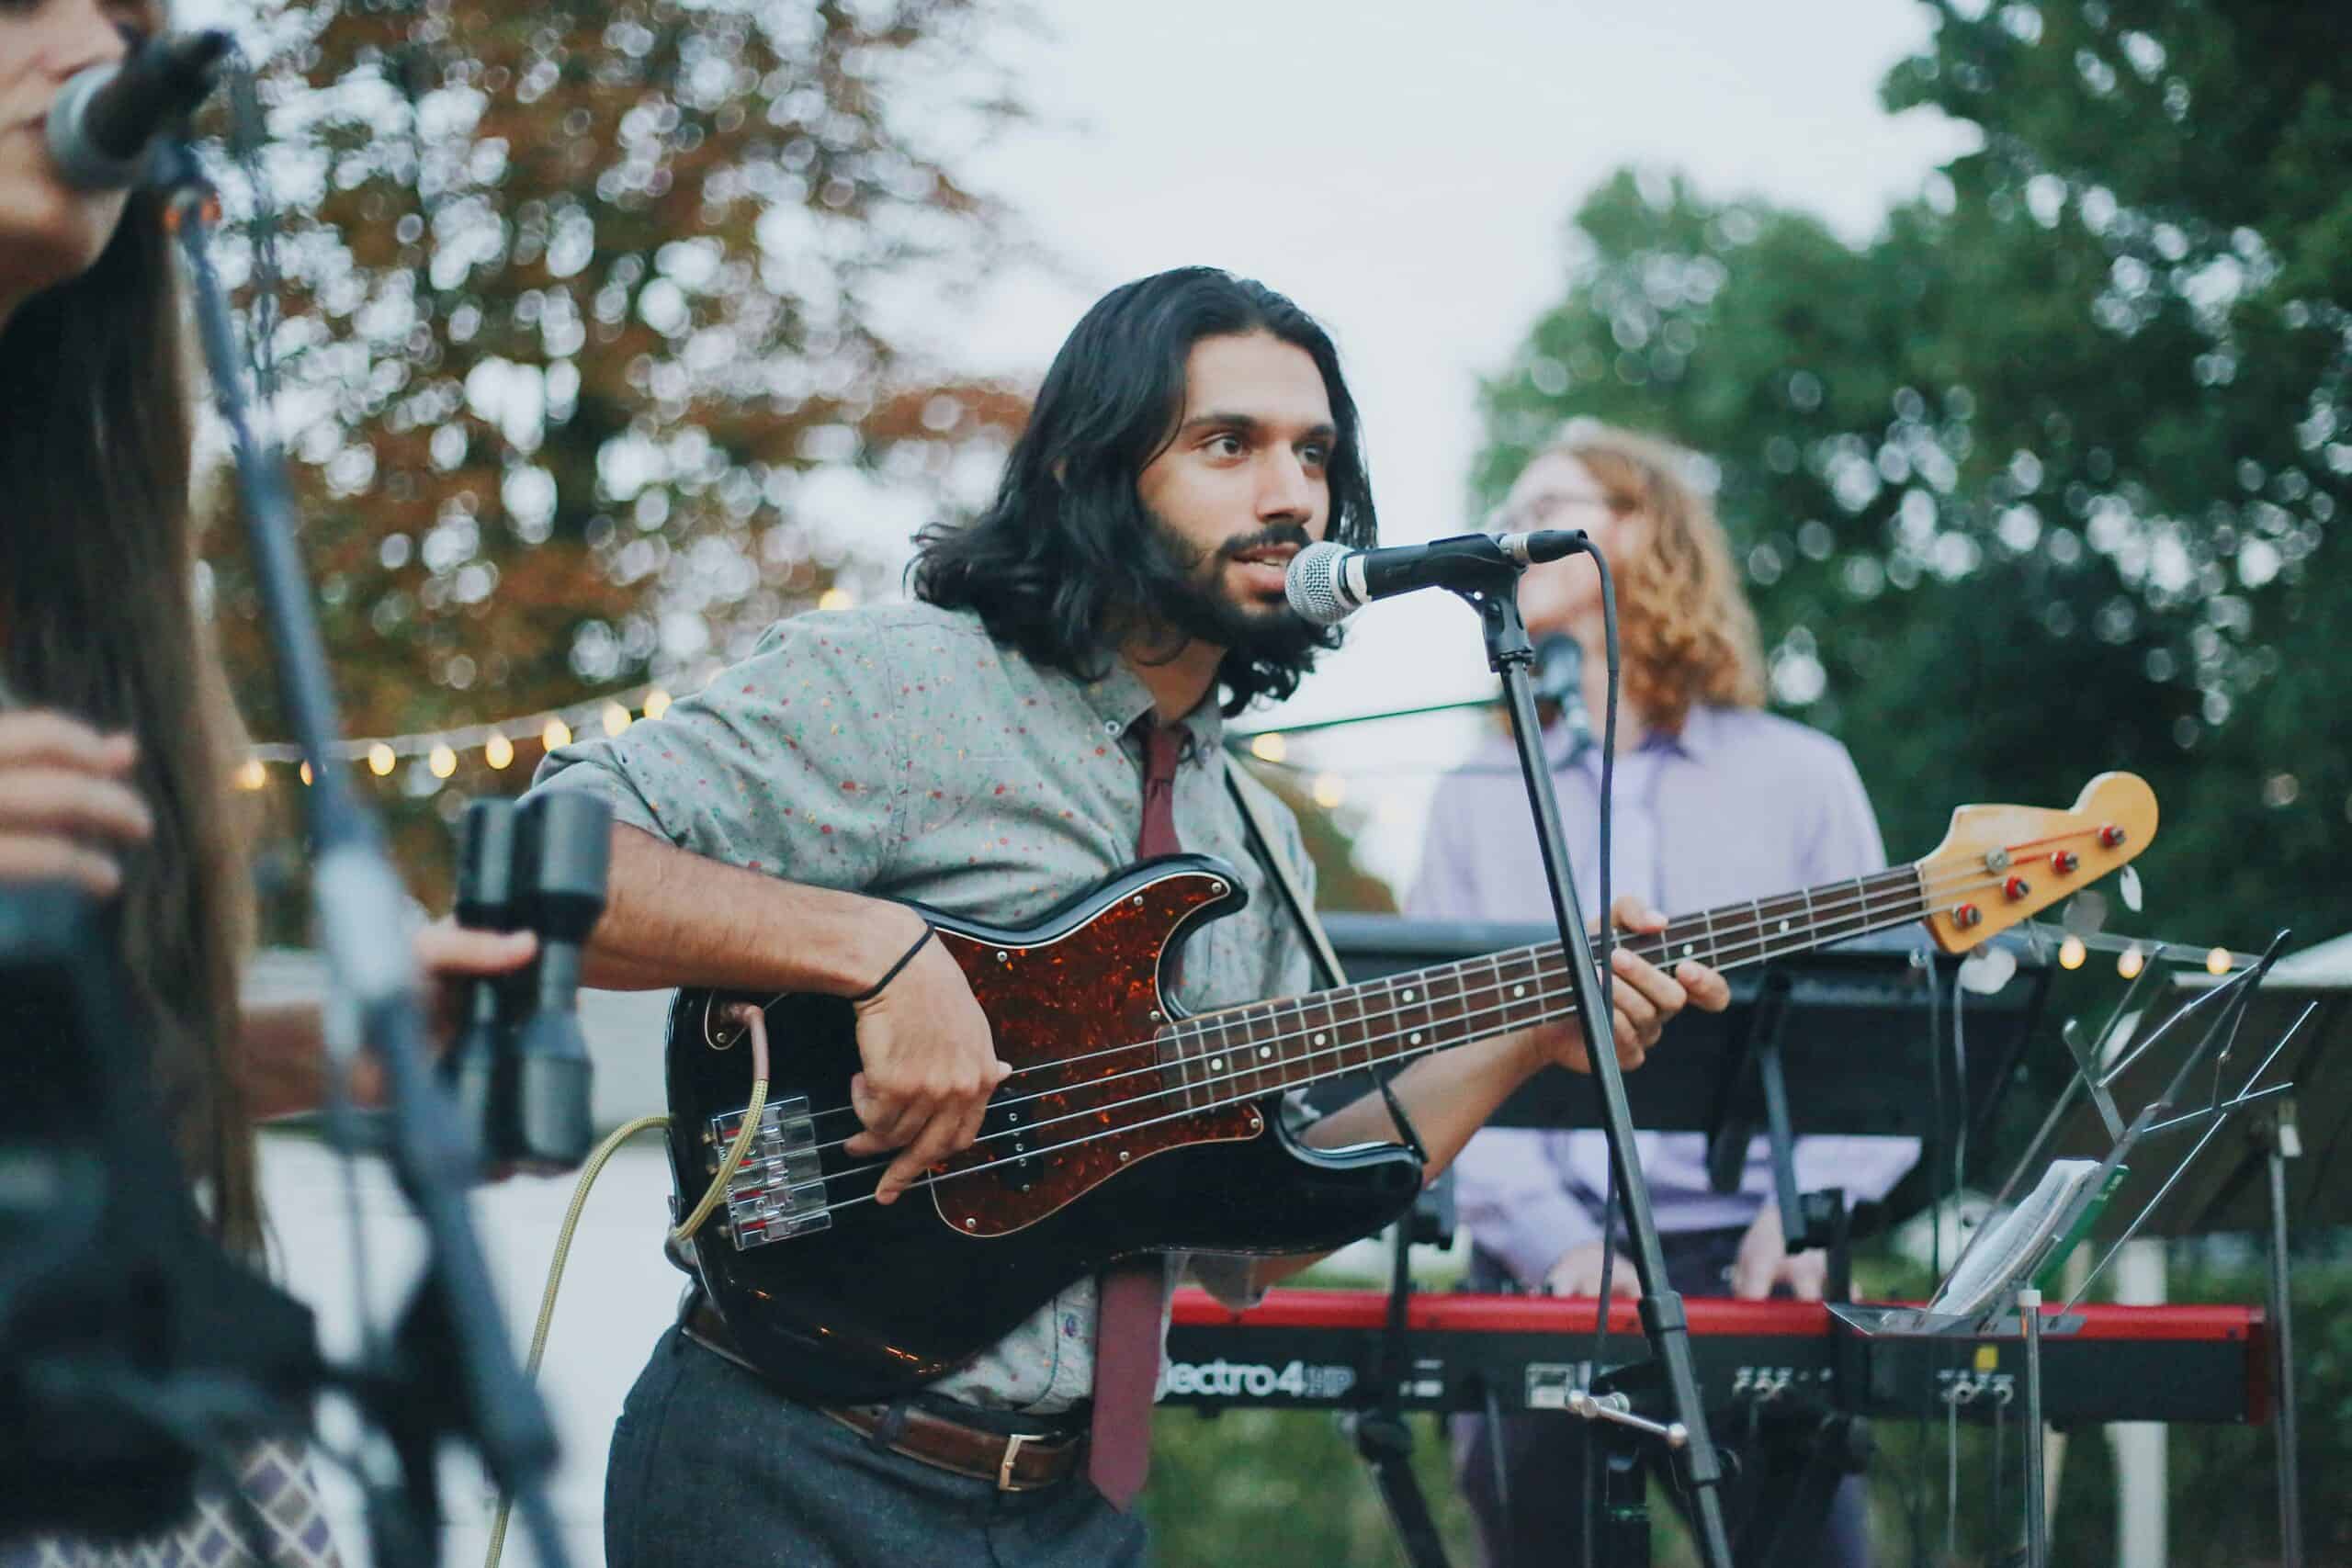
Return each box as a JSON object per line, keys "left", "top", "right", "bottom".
{"left": 1458, "top": 577, "right": 1735, "bottom": 1568}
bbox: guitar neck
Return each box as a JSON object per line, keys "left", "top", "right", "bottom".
{"left": 1164, "top": 864, "right": 1933, "bottom": 1100}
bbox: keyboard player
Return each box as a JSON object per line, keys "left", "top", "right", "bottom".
{"left": 1408, "top": 424, "right": 1919, "bottom": 1567}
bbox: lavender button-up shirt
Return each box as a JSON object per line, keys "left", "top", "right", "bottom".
{"left": 1408, "top": 704, "right": 1920, "bottom": 1291}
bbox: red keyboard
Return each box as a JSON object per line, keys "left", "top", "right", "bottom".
{"left": 1165, "top": 1288, "right": 2267, "bottom": 1426}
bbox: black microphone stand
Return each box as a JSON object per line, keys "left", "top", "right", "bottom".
{"left": 1442, "top": 558, "right": 1735, "bottom": 1568}
{"left": 155, "top": 140, "right": 570, "bottom": 1568}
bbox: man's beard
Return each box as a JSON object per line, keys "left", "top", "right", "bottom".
{"left": 1131, "top": 508, "right": 1328, "bottom": 677}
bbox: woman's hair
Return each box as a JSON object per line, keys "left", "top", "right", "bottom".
{"left": 0, "top": 180, "right": 260, "bottom": 1250}
{"left": 911, "top": 266, "right": 1377, "bottom": 715}
{"left": 1546, "top": 423, "right": 1765, "bottom": 733}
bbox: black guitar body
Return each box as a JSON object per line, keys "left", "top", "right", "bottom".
{"left": 662, "top": 855, "right": 1421, "bottom": 1404}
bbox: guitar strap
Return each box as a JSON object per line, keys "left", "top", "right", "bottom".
{"left": 1221, "top": 754, "right": 1428, "bottom": 1164}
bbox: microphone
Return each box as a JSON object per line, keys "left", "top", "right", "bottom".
{"left": 1283, "top": 529, "right": 1585, "bottom": 627}
{"left": 45, "top": 29, "right": 232, "bottom": 191}
{"left": 1532, "top": 633, "right": 1594, "bottom": 750}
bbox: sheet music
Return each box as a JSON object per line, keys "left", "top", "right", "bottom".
{"left": 1928, "top": 1158, "right": 2104, "bottom": 1319}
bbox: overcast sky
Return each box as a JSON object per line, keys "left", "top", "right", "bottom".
{"left": 924, "top": 0, "right": 1978, "bottom": 885}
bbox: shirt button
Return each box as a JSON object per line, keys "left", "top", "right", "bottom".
{"left": 1104, "top": 720, "right": 1122, "bottom": 736}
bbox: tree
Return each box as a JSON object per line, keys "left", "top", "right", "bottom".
{"left": 1470, "top": 0, "right": 2352, "bottom": 964}
{"left": 202, "top": 0, "right": 1032, "bottom": 917}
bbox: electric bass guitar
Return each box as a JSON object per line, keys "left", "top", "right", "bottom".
{"left": 662, "top": 773, "right": 2155, "bottom": 1404}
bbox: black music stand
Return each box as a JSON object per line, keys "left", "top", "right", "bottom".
{"left": 2041, "top": 949, "right": 2341, "bottom": 1568}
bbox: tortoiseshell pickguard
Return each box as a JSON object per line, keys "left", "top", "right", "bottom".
{"left": 927, "top": 863, "right": 1265, "bottom": 1238}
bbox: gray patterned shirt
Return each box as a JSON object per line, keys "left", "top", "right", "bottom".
{"left": 528, "top": 601, "right": 1314, "bottom": 1413}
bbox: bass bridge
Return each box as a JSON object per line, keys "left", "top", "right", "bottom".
{"left": 705, "top": 1095, "right": 830, "bottom": 1250}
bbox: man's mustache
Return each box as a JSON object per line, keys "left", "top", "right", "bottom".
{"left": 1217, "top": 523, "right": 1314, "bottom": 560}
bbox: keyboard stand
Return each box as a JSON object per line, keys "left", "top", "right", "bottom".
{"left": 1344, "top": 1187, "right": 1454, "bottom": 1568}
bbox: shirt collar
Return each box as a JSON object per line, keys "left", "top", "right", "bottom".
{"left": 1548, "top": 704, "right": 1718, "bottom": 770}
{"left": 1081, "top": 663, "right": 1227, "bottom": 761}
{"left": 1669, "top": 703, "right": 1719, "bottom": 761}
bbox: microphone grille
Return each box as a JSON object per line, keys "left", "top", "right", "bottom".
{"left": 1284, "top": 542, "right": 1354, "bottom": 627}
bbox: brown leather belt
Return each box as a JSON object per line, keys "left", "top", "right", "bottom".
{"left": 682, "top": 1297, "right": 1085, "bottom": 1492}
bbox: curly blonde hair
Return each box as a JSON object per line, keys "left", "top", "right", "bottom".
{"left": 1542, "top": 423, "right": 1764, "bottom": 735}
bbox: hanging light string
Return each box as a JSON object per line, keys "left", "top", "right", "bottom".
{"left": 234, "top": 681, "right": 680, "bottom": 786}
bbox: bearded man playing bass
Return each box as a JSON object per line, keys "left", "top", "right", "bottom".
{"left": 526, "top": 266, "right": 1728, "bottom": 1568}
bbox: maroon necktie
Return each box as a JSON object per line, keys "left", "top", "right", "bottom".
{"left": 1087, "top": 716, "right": 1183, "bottom": 1509}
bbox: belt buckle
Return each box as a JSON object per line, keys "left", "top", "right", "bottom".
{"left": 997, "top": 1431, "right": 1044, "bottom": 1491}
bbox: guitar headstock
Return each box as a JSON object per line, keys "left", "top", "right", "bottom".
{"left": 1916, "top": 772, "right": 2158, "bottom": 953}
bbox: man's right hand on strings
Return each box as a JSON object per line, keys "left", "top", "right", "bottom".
{"left": 843, "top": 906, "right": 1011, "bottom": 1204}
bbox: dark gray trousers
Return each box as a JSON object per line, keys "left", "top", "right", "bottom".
{"left": 1451, "top": 1234, "right": 1871, "bottom": 1568}
{"left": 604, "top": 1329, "right": 1148, "bottom": 1568}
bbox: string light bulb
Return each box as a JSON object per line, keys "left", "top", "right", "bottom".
{"left": 428, "top": 743, "right": 458, "bottom": 779}
{"left": 818, "top": 587, "right": 854, "bottom": 612}
{"left": 299, "top": 761, "right": 312, "bottom": 786}
{"left": 484, "top": 730, "right": 514, "bottom": 770}
{"left": 1312, "top": 773, "right": 1346, "bottom": 808}
{"left": 2206, "top": 947, "right": 2232, "bottom": 976}
{"left": 602, "top": 702, "right": 631, "bottom": 737}
{"left": 1250, "top": 732, "right": 1288, "bottom": 763}
{"left": 2118, "top": 945, "right": 2146, "bottom": 980}
{"left": 367, "top": 743, "right": 396, "bottom": 776}
{"left": 643, "top": 688, "right": 672, "bottom": 720}
{"left": 235, "top": 759, "right": 267, "bottom": 791}
{"left": 542, "top": 717, "right": 571, "bottom": 750}
{"left": 2058, "top": 934, "right": 2086, "bottom": 970}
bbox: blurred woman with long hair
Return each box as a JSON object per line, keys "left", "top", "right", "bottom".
{"left": 1, "top": 2, "right": 531, "bottom": 1560}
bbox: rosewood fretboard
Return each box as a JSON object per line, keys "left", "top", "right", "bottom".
{"left": 1155, "top": 863, "right": 1932, "bottom": 1113}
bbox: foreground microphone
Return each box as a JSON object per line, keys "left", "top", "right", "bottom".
{"left": 1283, "top": 529, "right": 1585, "bottom": 627}
{"left": 46, "top": 29, "right": 232, "bottom": 191}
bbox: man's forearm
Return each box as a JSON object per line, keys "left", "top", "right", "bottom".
{"left": 1250, "top": 1025, "right": 1550, "bottom": 1289}
{"left": 583, "top": 823, "right": 922, "bottom": 995}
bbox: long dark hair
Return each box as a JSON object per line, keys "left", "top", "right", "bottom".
{"left": 0, "top": 186, "right": 260, "bottom": 1252}
{"left": 912, "top": 266, "right": 1377, "bottom": 714}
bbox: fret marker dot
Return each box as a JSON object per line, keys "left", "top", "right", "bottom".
{"left": 1314, "top": 1032, "right": 1327, "bottom": 1045}
{"left": 1513, "top": 985, "right": 1525, "bottom": 998}
{"left": 1681, "top": 944, "right": 1694, "bottom": 956}
{"left": 1209, "top": 1058, "right": 1223, "bottom": 1072}
{"left": 1402, "top": 988, "right": 1417, "bottom": 1002}
{"left": 1409, "top": 1032, "right": 1422, "bottom": 1045}
{"left": 1259, "top": 1046, "right": 1272, "bottom": 1059}
{"left": 1780, "top": 919, "right": 1791, "bottom": 933}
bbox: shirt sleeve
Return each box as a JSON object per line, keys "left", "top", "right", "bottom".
{"left": 1453, "top": 1128, "right": 1605, "bottom": 1289}
{"left": 526, "top": 612, "right": 908, "bottom": 890}
{"left": 1404, "top": 774, "right": 1483, "bottom": 920}
{"left": 1790, "top": 734, "right": 1917, "bottom": 1205}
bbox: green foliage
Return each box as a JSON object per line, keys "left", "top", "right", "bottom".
{"left": 1471, "top": 0, "right": 2352, "bottom": 960}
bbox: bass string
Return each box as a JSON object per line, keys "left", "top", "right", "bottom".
{"left": 757, "top": 848, "right": 2073, "bottom": 1214}
{"left": 773, "top": 849, "right": 2054, "bottom": 1156}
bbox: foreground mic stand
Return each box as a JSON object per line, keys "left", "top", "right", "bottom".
{"left": 1446, "top": 559, "right": 1735, "bottom": 1568}
{"left": 155, "top": 141, "right": 568, "bottom": 1568}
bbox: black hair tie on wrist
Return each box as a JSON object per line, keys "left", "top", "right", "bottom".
{"left": 850, "top": 922, "right": 936, "bottom": 1004}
